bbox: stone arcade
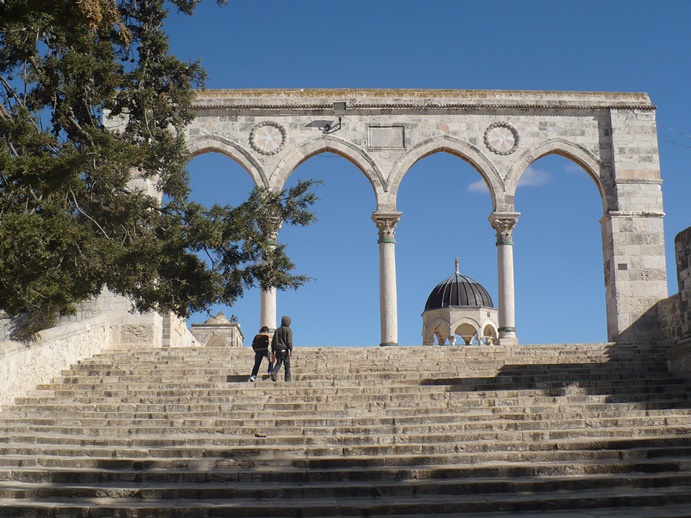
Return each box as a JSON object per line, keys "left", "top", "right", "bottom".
{"left": 159, "top": 88, "right": 666, "bottom": 346}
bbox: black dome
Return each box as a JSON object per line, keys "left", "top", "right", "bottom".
{"left": 424, "top": 262, "right": 494, "bottom": 310}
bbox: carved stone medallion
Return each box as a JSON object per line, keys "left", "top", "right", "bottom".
{"left": 484, "top": 122, "right": 519, "bottom": 155}
{"left": 250, "top": 122, "right": 286, "bottom": 155}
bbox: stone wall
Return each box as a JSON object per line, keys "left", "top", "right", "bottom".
{"left": 0, "top": 313, "right": 10, "bottom": 342}
{"left": 658, "top": 294, "right": 682, "bottom": 343}
{"left": 163, "top": 312, "right": 200, "bottom": 348}
{"left": 674, "top": 227, "right": 691, "bottom": 342}
{"left": 0, "top": 315, "right": 113, "bottom": 410}
{"left": 70, "top": 290, "right": 163, "bottom": 348}
{"left": 661, "top": 227, "right": 691, "bottom": 345}
{"left": 663, "top": 227, "right": 691, "bottom": 378}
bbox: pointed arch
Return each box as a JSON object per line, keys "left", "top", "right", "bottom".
{"left": 270, "top": 136, "right": 386, "bottom": 203}
{"left": 186, "top": 135, "right": 268, "bottom": 188}
{"left": 388, "top": 135, "right": 504, "bottom": 212}
{"left": 451, "top": 317, "right": 482, "bottom": 334}
{"left": 505, "top": 138, "right": 608, "bottom": 212}
{"left": 481, "top": 321, "right": 498, "bottom": 342}
{"left": 423, "top": 316, "right": 451, "bottom": 345}
{"left": 454, "top": 321, "right": 481, "bottom": 345}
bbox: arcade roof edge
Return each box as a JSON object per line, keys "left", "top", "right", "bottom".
{"left": 192, "top": 89, "right": 654, "bottom": 110}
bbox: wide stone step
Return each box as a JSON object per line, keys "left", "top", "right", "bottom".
{"left": 61, "top": 357, "right": 674, "bottom": 369}
{"left": 1, "top": 423, "right": 691, "bottom": 451}
{"left": 3, "top": 412, "right": 691, "bottom": 441}
{"left": 2, "top": 484, "right": 691, "bottom": 517}
{"left": 7, "top": 397, "right": 691, "bottom": 424}
{"left": 5, "top": 400, "right": 691, "bottom": 423}
{"left": 0, "top": 409, "right": 657, "bottom": 427}
{"left": 37, "top": 372, "right": 682, "bottom": 392}
{"left": 19, "top": 394, "right": 689, "bottom": 414}
{"left": 17, "top": 383, "right": 691, "bottom": 406}
{"left": 3, "top": 413, "right": 688, "bottom": 435}
{"left": 64, "top": 354, "right": 672, "bottom": 365}
{"left": 1, "top": 440, "right": 691, "bottom": 472}
{"left": 2, "top": 433, "right": 691, "bottom": 462}
{"left": 3, "top": 408, "right": 689, "bottom": 431}
{"left": 2, "top": 456, "right": 690, "bottom": 484}
{"left": 10, "top": 394, "right": 691, "bottom": 410}
{"left": 3, "top": 469, "right": 691, "bottom": 502}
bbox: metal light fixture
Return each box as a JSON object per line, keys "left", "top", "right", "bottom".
{"left": 323, "top": 101, "right": 346, "bottom": 133}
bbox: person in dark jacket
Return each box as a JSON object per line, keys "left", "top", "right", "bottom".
{"left": 249, "top": 326, "right": 273, "bottom": 382}
{"left": 270, "top": 316, "right": 293, "bottom": 382}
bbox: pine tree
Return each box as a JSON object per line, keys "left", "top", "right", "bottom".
{"left": 0, "top": 0, "right": 318, "bottom": 339}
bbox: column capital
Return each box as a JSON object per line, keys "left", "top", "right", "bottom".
{"left": 257, "top": 208, "right": 283, "bottom": 240}
{"left": 489, "top": 212, "right": 520, "bottom": 246}
{"left": 258, "top": 216, "right": 283, "bottom": 248}
{"left": 372, "top": 211, "right": 402, "bottom": 244}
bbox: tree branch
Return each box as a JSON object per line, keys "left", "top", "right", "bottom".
{"left": 69, "top": 189, "right": 110, "bottom": 239}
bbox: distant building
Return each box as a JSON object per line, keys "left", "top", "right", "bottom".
{"left": 191, "top": 311, "right": 244, "bottom": 347}
{"left": 422, "top": 259, "right": 499, "bottom": 345}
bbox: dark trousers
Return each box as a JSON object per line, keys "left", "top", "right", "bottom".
{"left": 251, "top": 350, "right": 274, "bottom": 378}
{"left": 271, "top": 349, "right": 291, "bottom": 381}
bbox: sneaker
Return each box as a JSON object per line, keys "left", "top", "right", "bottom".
{"left": 249, "top": 376, "right": 256, "bottom": 382}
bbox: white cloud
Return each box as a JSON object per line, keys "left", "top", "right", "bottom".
{"left": 517, "top": 166, "right": 550, "bottom": 188}
{"left": 467, "top": 179, "right": 490, "bottom": 194}
{"left": 466, "top": 165, "right": 551, "bottom": 194}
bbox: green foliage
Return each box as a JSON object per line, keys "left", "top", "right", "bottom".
{"left": 0, "top": 0, "right": 317, "bottom": 339}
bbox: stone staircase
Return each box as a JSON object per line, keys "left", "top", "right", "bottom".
{"left": 2, "top": 343, "right": 691, "bottom": 516}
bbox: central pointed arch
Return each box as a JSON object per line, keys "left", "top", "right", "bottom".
{"left": 388, "top": 135, "right": 504, "bottom": 212}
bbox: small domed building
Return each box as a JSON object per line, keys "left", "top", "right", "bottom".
{"left": 422, "top": 259, "right": 499, "bottom": 345}
{"left": 190, "top": 311, "right": 244, "bottom": 348}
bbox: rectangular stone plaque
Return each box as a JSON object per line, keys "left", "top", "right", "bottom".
{"left": 368, "top": 125, "right": 405, "bottom": 149}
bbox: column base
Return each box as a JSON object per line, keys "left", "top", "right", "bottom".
{"left": 498, "top": 336, "right": 519, "bottom": 346}
{"left": 379, "top": 342, "right": 398, "bottom": 347}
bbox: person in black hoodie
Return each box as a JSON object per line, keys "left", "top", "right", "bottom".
{"left": 270, "top": 316, "right": 293, "bottom": 382}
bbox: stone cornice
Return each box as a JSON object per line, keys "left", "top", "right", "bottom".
{"left": 192, "top": 89, "right": 655, "bottom": 112}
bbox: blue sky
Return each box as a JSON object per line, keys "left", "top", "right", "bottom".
{"left": 166, "top": 1, "right": 691, "bottom": 346}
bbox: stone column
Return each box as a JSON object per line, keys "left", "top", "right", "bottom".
{"left": 259, "top": 221, "right": 281, "bottom": 332}
{"left": 372, "top": 212, "right": 402, "bottom": 346}
{"left": 260, "top": 287, "right": 277, "bottom": 332}
{"left": 489, "top": 212, "right": 520, "bottom": 345}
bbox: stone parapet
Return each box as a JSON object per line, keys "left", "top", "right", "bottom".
{"left": 0, "top": 315, "right": 113, "bottom": 410}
